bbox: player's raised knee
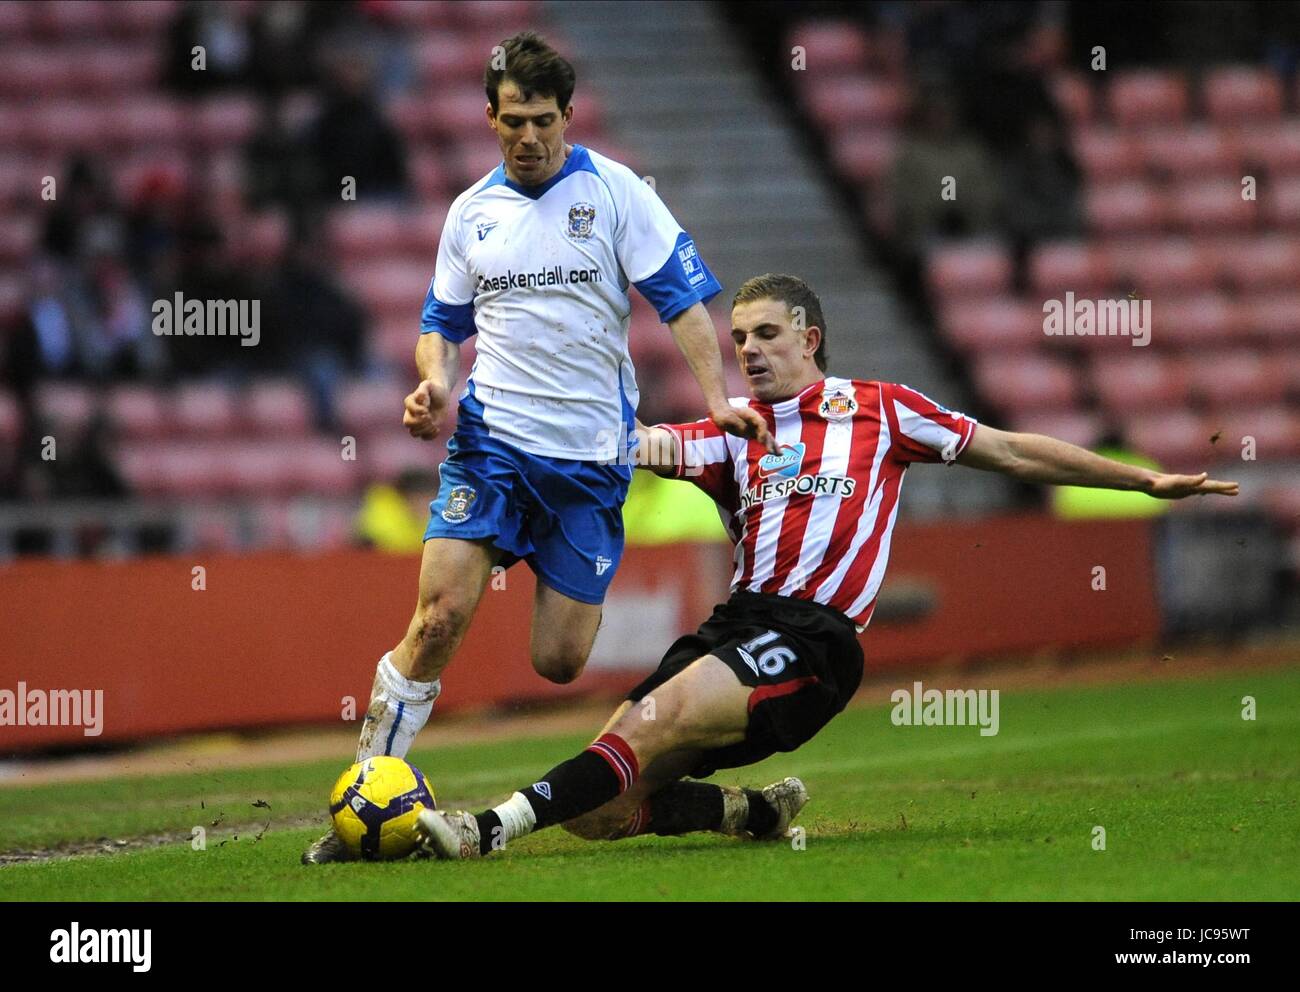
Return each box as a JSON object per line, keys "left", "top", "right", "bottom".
{"left": 531, "top": 647, "right": 586, "bottom": 685}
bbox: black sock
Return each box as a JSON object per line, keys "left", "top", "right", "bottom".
{"left": 474, "top": 733, "right": 639, "bottom": 852}
{"left": 645, "top": 781, "right": 725, "bottom": 836}
{"left": 743, "top": 787, "right": 778, "bottom": 836}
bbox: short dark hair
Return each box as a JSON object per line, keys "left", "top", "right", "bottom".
{"left": 484, "top": 32, "right": 575, "bottom": 113}
{"left": 732, "top": 273, "right": 828, "bottom": 371}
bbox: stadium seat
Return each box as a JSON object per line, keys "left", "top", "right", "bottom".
{"left": 788, "top": 21, "right": 871, "bottom": 75}
{"left": 173, "top": 383, "right": 238, "bottom": 438}
{"left": 1167, "top": 178, "right": 1257, "bottom": 231}
{"left": 1108, "top": 70, "right": 1189, "bottom": 127}
{"left": 194, "top": 96, "right": 260, "bottom": 149}
{"left": 1028, "top": 242, "right": 1112, "bottom": 296}
{"left": 1123, "top": 409, "right": 1213, "bottom": 469}
{"left": 1238, "top": 120, "right": 1300, "bottom": 174}
{"left": 454, "top": 140, "right": 507, "bottom": 185}
{"left": 1071, "top": 126, "right": 1141, "bottom": 180}
{"left": 940, "top": 299, "right": 1043, "bottom": 352}
{"left": 803, "top": 76, "right": 908, "bottom": 131}
{"left": 329, "top": 206, "right": 409, "bottom": 260}
{"left": 409, "top": 149, "right": 454, "bottom": 202}
{"left": 1123, "top": 238, "right": 1214, "bottom": 292}
{"left": 1242, "top": 292, "right": 1300, "bottom": 344}
{"left": 111, "top": 97, "right": 186, "bottom": 148}
{"left": 76, "top": 45, "right": 159, "bottom": 93}
{"left": 1185, "top": 351, "right": 1287, "bottom": 408}
{"left": 971, "top": 353, "right": 1079, "bottom": 414}
{"left": 1050, "top": 71, "right": 1094, "bottom": 125}
{"left": 0, "top": 212, "right": 38, "bottom": 264}
{"left": 925, "top": 242, "right": 1013, "bottom": 301}
{"left": 455, "top": 0, "right": 540, "bottom": 29}
{"left": 439, "top": 85, "right": 495, "bottom": 139}
{"left": 243, "top": 381, "right": 313, "bottom": 437}
{"left": 365, "top": 435, "right": 446, "bottom": 483}
{"left": 1090, "top": 353, "right": 1189, "bottom": 413}
{"left": 1279, "top": 349, "right": 1300, "bottom": 395}
{"left": 30, "top": 0, "right": 109, "bottom": 38}
{"left": 105, "top": 385, "right": 168, "bottom": 441}
{"left": 828, "top": 130, "right": 899, "bottom": 184}
{"left": 1085, "top": 180, "right": 1167, "bottom": 234}
{"left": 1206, "top": 406, "right": 1300, "bottom": 461}
{"left": 1150, "top": 294, "right": 1242, "bottom": 349}
{"left": 1139, "top": 125, "right": 1238, "bottom": 177}
{"left": 1009, "top": 409, "right": 1105, "bottom": 449}
{"left": 337, "top": 378, "right": 407, "bottom": 437}
{"left": 0, "top": 389, "right": 21, "bottom": 446}
{"left": 221, "top": 441, "right": 297, "bottom": 497}
{"left": 28, "top": 99, "right": 111, "bottom": 151}
{"left": 1265, "top": 177, "right": 1300, "bottom": 228}
{"left": 344, "top": 261, "right": 433, "bottom": 318}
{"left": 377, "top": 0, "right": 458, "bottom": 29}
{"left": 289, "top": 440, "right": 362, "bottom": 496}
{"left": 1215, "top": 234, "right": 1300, "bottom": 291}
{"left": 413, "top": 33, "right": 489, "bottom": 82}
{"left": 35, "top": 381, "right": 96, "bottom": 435}
{"left": 1204, "top": 67, "right": 1283, "bottom": 122}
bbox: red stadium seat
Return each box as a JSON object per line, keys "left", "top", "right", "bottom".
{"left": 1204, "top": 67, "right": 1283, "bottom": 122}
{"left": 1028, "top": 242, "right": 1112, "bottom": 296}
{"left": 1238, "top": 121, "right": 1300, "bottom": 174}
{"left": 345, "top": 261, "right": 432, "bottom": 318}
{"left": 222, "top": 441, "right": 297, "bottom": 497}
{"left": 940, "top": 299, "right": 1043, "bottom": 352}
{"left": 194, "top": 96, "right": 259, "bottom": 148}
{"left": 1167, "top": 178, "right": 1257, "bottom": 231}
{"left": 1265, "top": 177, "right": 1300, "bottom": 228}
{"left": 111, "top": 97, "right": 186, "bottom": 148}
{"left": 105, "top": 385, "right": 168, "bottom": 441}
{"left": 1123, "top": 410, "right": 1213, "bottom": 469}
{"left": 1241, "top": 292, "right": 1300, "bottom": 344}
{"left": 1149, "top": 293, "right": 1242, "bottom": 349}
{"left": 1139, "top": 125, "right": 1238, "bottom": 177}
{"left": 971, "top": 353, "right": 1079, "bottom": 414}
{"left": 788, "top": 22, "right": 871, "bottom": 75}
{"left": 1050, "top": 71, "right": 1094, "bottom": 125}
{"left": 1108, "top": 70, "right": 1189, "bottom": 127}
{"left": 290, "top": 440, "right": 362, "bottom": 496}
{"left": 439, "top": 85, "right": 494, "bottom": 139}
{"left": 926, "top": 242, "right": 1013, "bottom": 301}
{"left": 173, "top": 383, "right": 238, "bottom": 438}
{"left": 829, "top": 130, "right": 898, "bottom": 183}
{"left": 802, "top": 75, "right": 907, "bottom": 133}
{"left": 364, "top": 435, "right": 447, "bottom": 483}
{"left": 455, "top": 0, "right": 540, "bottom": 29}
{"left": 243, "top": 381, "right": 312, "bottom": 437}
{"left": 1010, "top": 409, "right": 1105, "bottom": 449}
{"left": 377, "top": 0, "right": 458, "bottom": 28}
{"left": 454, "top": 140, "right": 506, "bottom": 184}
{"left": 35, "top": 382, "right": 97, "bottom": 435}
{"left": 330, "top": 206, "right": 408, "bottom": 260}
{"left": 0, "top": 2, "right": 28, "bottom": 37}
{"left": 409, "top": 149, "right": 454, "bottom": 202}
{"left": 1123, "top": 238, "right": 1213, "bottom": 292}
{"left": 0, "top": 271, "right": 25, "bottom": 324}
{"left": 1071, "top": 126, "right": 1141, "bottom": 180}
{"left": 1090, "top": 353, "right": 1189, "bottom": 413}
{"left": 112, "top": 0, "right": 180, "bottom": 37}
{"left": 0, "top": 389, "right": 22, "bottom": 446}
{"left": 337, "top": 378, "right": 407, "bottom": 437}
{"left": 28, "top": 99, "right": 111, "bottom": 151}
{"left": 75, "top": 45, "right": 160, "bottom": 93}
{"left": 1278, "top": 349, "right": 1300, "bottom": 395}
{"left": 1214, "top": 234, "right": 1300, "bottom": 291}
{"left": 1206, "top": 407, "right": 1300, "bottom": 461}
{"left": 30, "top": 0, "right": 109, "bottom": 38}
{"left": 1085, "top": 180, "right": 1167, "bottom": 234}
{"left": 413, "top": 33, "right": 488, "bottom": 82}
{"left": 1185, "top": 350, "right": 1287, "bottom": 408}
{"left": 0, "top": 212, "right": 38, "bottom": 264}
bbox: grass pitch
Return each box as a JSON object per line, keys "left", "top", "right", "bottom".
{"left": 1, "top": 668, "right": 1297, "bottom": 901}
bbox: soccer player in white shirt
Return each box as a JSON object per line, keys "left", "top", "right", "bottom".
{"left": 304, "top": 32, "right": 772, "bottom": 862}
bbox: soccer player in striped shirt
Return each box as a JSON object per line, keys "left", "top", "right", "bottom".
{"left": 415, "top": 273, "right": 1239, "bottom": 857}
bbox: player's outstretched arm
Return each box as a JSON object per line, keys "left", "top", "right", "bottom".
{"left": 403, "top": 332, "right": 461, "bottom": 440}
{"left": 632, "top": 420, "right": 680, "bottom": 477}
{"left": 666, "top": 303, "right": 778, "bottom": 454}
{"left": 956, "top": 425, "right": 1239, "bottom": 499}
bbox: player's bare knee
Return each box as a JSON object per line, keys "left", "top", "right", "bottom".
{"left": 406, "top": 597, "right": 471, "bottom": 667}
{"left": 531, "top": 648, "right": 587, "bottom": 685}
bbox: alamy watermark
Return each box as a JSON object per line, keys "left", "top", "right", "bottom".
{"left": 890, "top": 681, "right": 999, "bottom": 736}
{"left": 0, "top": 682, "right": 103, "bottom": 736}
{"left": 151, "top": 292, "right": 260, "bottom": 347}
{"left": 1043, "top": 293, "right": 1150, "bottom": 347}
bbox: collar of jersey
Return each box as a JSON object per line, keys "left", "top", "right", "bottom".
{"left": 762, "top": 378, "right": 825, "bottom": 413}
{"left": 487, "top": 144, "right": 594, "bottom": 200}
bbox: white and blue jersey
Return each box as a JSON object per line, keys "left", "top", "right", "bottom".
{"left": 420, "top": 144, "right": 722, "bottom": 603}
{"left": 421, "top": 143, "right": 721, "bottom": 462}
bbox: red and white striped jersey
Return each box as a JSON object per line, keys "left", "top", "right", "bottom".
{"left": 658, "top": 377, "right": 978, "bottom": 629}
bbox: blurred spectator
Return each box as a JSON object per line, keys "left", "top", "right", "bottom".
{"left": 355, "top": 467, "right": 439, "bottom": 552}
{"left": 165, "top": 0, "right": 254, "bottom": 93}
{"left": 41, "top": 156, "right": 123, "bottom": 263}
{"left": 244, "top": 97, "right": 318, "bottom": 218}
{"left": 307, "top": 51, "right": 409, "bottom": 203}
{"left": 998, "top": 113, "right": 1083, "bottom": 268}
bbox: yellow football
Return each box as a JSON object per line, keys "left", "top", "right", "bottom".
{"left": 329, "top": 756, "right": 436, "bottom": 860}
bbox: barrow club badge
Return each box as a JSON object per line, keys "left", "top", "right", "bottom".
{"left": 441, "top": 486, "right": 478, "bottom": 523}
{"left": 566, "top": 202, "right": 596, "bottom": 241}
{"left": 818, "top": 387, "right": 858, "bottom": 422}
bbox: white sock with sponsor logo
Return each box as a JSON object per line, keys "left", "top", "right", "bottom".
{"left": 355, "top": 653, "right": 441, "bottom": 761}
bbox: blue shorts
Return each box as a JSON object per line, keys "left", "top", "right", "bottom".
{"left": 424, "top": 413, "right": 633, "bottom": 606}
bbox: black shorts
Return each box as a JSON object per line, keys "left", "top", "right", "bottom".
{"left": 626, "top": 590, "right": 864, "bottom": 779}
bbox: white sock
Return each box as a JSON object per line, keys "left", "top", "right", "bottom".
{"left": 488, "top": 792, "right": 538, "bottom": 850}
{"left": 355, "top": 652, "right": 441, "bottom": 761}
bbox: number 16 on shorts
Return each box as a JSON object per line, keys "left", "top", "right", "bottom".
{"left": 737, "top": 630, "right": 798, "bottom": 677}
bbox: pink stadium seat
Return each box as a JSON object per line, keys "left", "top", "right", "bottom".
{"left": 1108, "top": 70, "right": 1188, "bottom": 127}
{"left": 788, "top": 22, "right": 871, "bottom": 74}
{"left": 409, "top": 149, "right": 453, "bottom": 202}
{"left": 804, "top": 76, "right": 907, "bottom": 130}
{"left": 377, "top": 0, "right": 457, "bottom": 28}
{"left": 195, "top": 96, "right": 259, "bottom": 148}
{"left": 0, "top": 2, "right": 28, "bottom": 36}
{"left": 413, "top": 33, "right": 486, "bottom": 82}
{"left": 111, "top": 97, "right": 186, "bottom": 148}
{"left": 0, "top": 107, "right": 27, "bottom": 147}
{"left": 1085, "top": 180, "right": 1167, "bottom": 234}
{"left": 1186, "top": 351, "right": 1287, "bottom": 408}
{"left": 1050, "top": 72, "right": 1094, "bottom": 125}
{"left": 0, "top": 390, "right": 22, "bottom": 446}
{"left": 157, "top": 441, "right": 231, "bottom": 497}
{"left": 439, "top": 85, "right": 493, "bottom": 139}
{"left": 1010, "top": 410, "right": 1105, "bottom": 449}
{"left": 1214, "top": 234, "right": 1300, "bottom": 291}
{"left": 387, "top": 94, "right": 436, "bottom": 141}
{"left": 0, "top": 212, "right": 38, "bottom": 263}
{"left": 829, "top": 130, "right": 898, "bottom": 183}
{"left": 330, "top": 206, "right": 408, "bottom": 260}
{"left": 243, "top": 381, "right": 312, "bottom": 437}
{"left": 0, "top": 272, "right": 25, "bottom": 324}
{"left": 1150, "top": 294, "right": 1242, "bottom": 349}
{"left": 926, "top": 242, "right": 1013, "bottom": 300}
{"left": 455, "top": 0, "right": 539, "bottom": 28}
{"left": 31, "top": 0, "right": 109, "bottom": 38}
{"left": 112, "top": 0, "right": 180, "bottom": 37}
{"left": 35, "top": 382, "right": 96, "bottom": 434}
{"left": 1204, "top": 68, "right": 1283, "bottom": 122}
{"left": 29, "top": 100, "right": 111, "bottom": 151}
{"left": 1265, "top": 177, "right": 1300, "bottom": 228}
{"left": 105, "top": 385, "right": 167, "bottom": 441}
{"left": 1206, "top": 407, "right": 1300, "bottom": 461}
{"left": 290, "top": 440, "right": 361, "bottom": 496}
{"left": 1123, "top": 410, "right": 1212, "bottom": 469}
{"left": 1239, "top": 121, "right": 1300, "bottom": 174}
{"left": 971, "top": 353, "right": 1079, "bottom": 414}
{"left": 1028, "top": 242, "right": 1112, "bottom": 296}
{"left": 338, "top": 378, "right": 406, "bottom": 436}
{"left": 404, "top": 206, "right": 449, "bottom": 254}
{"left": 1124, "top": 239, "right": 1213, "bottom": 292}
{"left": 1072, "top": 126, "right": 1141, "bottom": 180}
{"left": 1279, "top": 349, "right": 1300, "bottom": 395}
{"left": 222, "top": 441, "right": 296, "bottom": 497}
{"left": 174, "top": 383, "right": 238, "bottom": 438}
{"left": 1167, "top": 178, "right": 1257, "bottom": 231}
{"left": 1139, "top": 125, "right": 1237, "bottom": 177}
{"left": 74, "top": 45, "right": 160, "bottom": 92}
{"left": 940, "top": 299, "right": 1043, "bottom": 352}
{"left": 454, "top": 141, "right": 505, "bottom": 184}
{"left": 369, "top": 317, "right": 420, "bottom": 369}
{"left": 1242, "top": 292, "right": 1300, "bottom": 344}
{"left": 1090, "top": 353, "right": 1188, "bottom": 413}
{"left": 345, "top": 261, "right": 432, "bottom": 317}
{"left": 1263, "top": 478, "right": 1300, "bottom": 527}
{"left": 365, "top": 435, "right": 447, "bottom": 483}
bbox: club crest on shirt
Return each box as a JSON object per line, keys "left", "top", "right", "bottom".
{"left": 441, "top": 486, "right": 478, "bottom": 523}
{"left": 818, "top": 387, "right": 858, "bottom": 422}
{"left": 566, "top": 202, "right": 596, "bottom": 241}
